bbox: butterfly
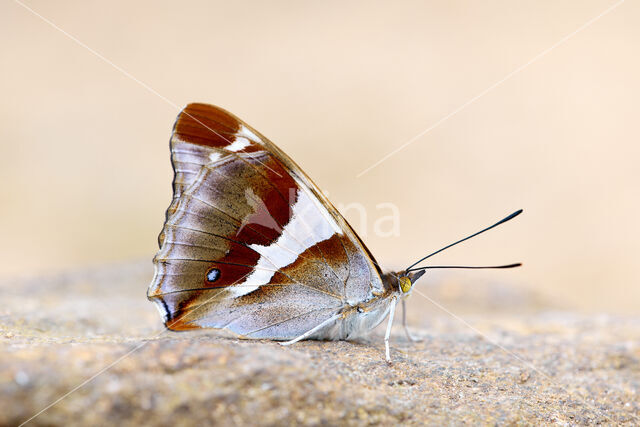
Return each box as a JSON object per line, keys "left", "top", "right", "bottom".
{"left": 147, "top": 103, "right": 521, "bottom": 361}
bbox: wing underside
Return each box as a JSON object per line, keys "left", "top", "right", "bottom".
{"left": 148, "top": 103, "right": 383, "bottom": 338}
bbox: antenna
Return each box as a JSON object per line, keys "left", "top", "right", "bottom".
{"left": 405, "top": 209, "right": 522, "bottom": 271}
{"left": 407, "top": 263, "right": 521, "bottom": 273}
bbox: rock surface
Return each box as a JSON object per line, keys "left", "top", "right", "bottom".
{"left": 1, "top": 262, "right": 639, "bottom": 425}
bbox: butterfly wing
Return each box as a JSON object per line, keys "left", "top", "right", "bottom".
{"left": 148, "top": 103, "right": 384, "bottom": 339}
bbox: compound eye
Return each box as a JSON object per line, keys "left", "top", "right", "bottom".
{"left": 399, "top": 276, "right": 412, "bottom": 293}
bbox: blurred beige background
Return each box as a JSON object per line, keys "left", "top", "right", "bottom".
{"left": 1, "top": 1, "right": 638, "bottom": 313}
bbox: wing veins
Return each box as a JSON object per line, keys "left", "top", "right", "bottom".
{"left": 206, "top": 150, "right": 345, "bottom": 293}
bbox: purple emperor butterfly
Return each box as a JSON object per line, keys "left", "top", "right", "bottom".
{"left": 148, "top": 103, "right": 521, "bottom": 361}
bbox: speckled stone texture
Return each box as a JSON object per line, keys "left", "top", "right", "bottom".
{"left": 1, "top": 262, "right": 638, "bottom": 425}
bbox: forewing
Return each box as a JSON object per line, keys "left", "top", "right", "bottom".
{"left": 148, "top": 103, "right": 383, "bottom": 337}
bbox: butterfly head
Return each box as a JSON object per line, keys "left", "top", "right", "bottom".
{"left": 397, "top": 270, "right": 426, "bottom": 294}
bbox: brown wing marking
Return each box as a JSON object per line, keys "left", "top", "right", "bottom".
{"left": 170, "top": 103, "right": 348, "bottom": 285}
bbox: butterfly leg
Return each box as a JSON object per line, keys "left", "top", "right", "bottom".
{"left": 384, "top": 297, "right": 398, "bottom": 362}
{"left": 402, "top": 299, "right": 422, "bottom": 343}
{"left": 280, "top": 313, "right": 341, "bottom": 347}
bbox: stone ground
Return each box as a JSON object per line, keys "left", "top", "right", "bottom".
{"left": 1, "top": 262, "right": 638, "bottom": 426}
